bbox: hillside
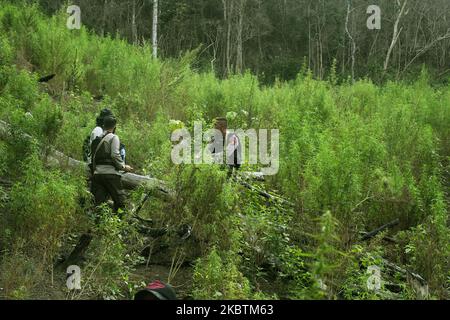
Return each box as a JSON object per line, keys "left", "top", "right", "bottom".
{"left": 0, "top": 2, "right": 448, "bottom": 300}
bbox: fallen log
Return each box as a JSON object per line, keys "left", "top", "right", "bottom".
{"left": 234, "top": 175, "right": 295, "bottom": 208}
{"left": 382, "top": 259, "right": 429, "bottom": 298}
{"left": 239, "top": 171, "right": 266, "bottom": 181}
{"left": 38, "top": 74, "right": 56, "bottom": 83}
{"left": 1, "top": 120, "right": 290, "bottom": 204}
{"left": 383, "top": 258, "right": 427, "bottom": 285}
{"left": 360, "top": 219, "right": 400, "bottom": 241}
{"left": 0, "top": 119, "right": 170, "bottom": 194}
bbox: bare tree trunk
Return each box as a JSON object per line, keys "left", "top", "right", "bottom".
{"left": 152, "top": 0, "right": 158, "bottom": 59}
{"left": 222, "top": 0, "right": 227, "bottom": 74}
{"left": 308, "top": 2, "right": 312, "bottom": 71}
{"left": 257, "top": 0, "right": 263, "bottom": 63}
{"left": 205, "top": 29, "right": 220, "bottom": 72}
{"left": 132, "top": 0, "right": 138, "bottom": 45}
{"left": 384, "top": 0, "right": 408, "bottom": 72}
{"left": 101, "top": 0, "right": 109, "bottom": 37}
{"left": 223, "top": 0, "right": 233, "bottom": 76}
{"left": 318, "top": 0, "right": 325, "bottom": 79}
{"left": 345, "top": 0, "right": 356, "bottom": 82}
{"left": 235, "top": 0, "right": 244, "bottom": 73}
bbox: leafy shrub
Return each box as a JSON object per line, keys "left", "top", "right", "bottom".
{"left": 0, "top": 66, "right": 39, "bottom": 110}
{"left": 0, "top": 140, "right": 7, "bottom": 175}
{"left": 70, "top": 205, "right": 144, "bottom": 300}
{"left": 167, "top": 165, "right": 239, "bottom": 253}
{"left": 0, "top": 250, "right": 44, "bottom": 300}
{"left": 404, "top": 186, "right": 449, "bottom": 297}
{"left": 6, "top": 153, "right": 82, "bottom": 264}
{"left": 0, "top": 34, "right": 13, "bottom": 66}
{"left": 192, "top": 248, "right": 252, "bottom": 300}
{"left": 31, "top": 96, "right": 63, "bottom": 147}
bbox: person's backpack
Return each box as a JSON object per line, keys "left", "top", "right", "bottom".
{"left": 90, "top": 133, "right": 113, "bottom": 174}
{"left": 82, "top": 135, "right": 91, "bottom": 162}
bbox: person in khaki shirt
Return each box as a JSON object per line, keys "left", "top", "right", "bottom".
{"left": 91, "top": 116, "right": 133, "bottom": 213}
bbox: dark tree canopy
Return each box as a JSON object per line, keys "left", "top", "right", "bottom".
{"left": 35, "top": 0, "right": 450, "bottom": 84}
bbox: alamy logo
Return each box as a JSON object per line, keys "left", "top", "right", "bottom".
{"left": 66, "top": 265, "right": 81, "bottom": 290}
{"left": 366, "top": 265, "right": 381, "bottom": 291}
{"left": 367, "top": 5, "right": 381, "bottom": 30}
{"left": 171, "top": 121, "right": 279, "bottom": 176}
{"left": 67, "top": 5, "right": 81, "bottom": 30}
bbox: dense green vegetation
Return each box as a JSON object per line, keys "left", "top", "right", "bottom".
{"left": 0, "top": 2, "right": 448, "bottom": 299}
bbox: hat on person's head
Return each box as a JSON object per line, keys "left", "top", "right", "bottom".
{"left": 96, "top": 108, "right": 114, "bottom": 127}
{"left": 99, "top": 108, "right": 113, "bottom": 118}
{"left": 214, "top": 117, "right": 228, "bottom": 129}
{"left": 134, "top": 280, "right": 177, "bottom": 300}
{"left": 215, "top": 117, "right": 227, "bottom": 124}
{"left": 103, "top": 115, "right": 117, "bottom": 130}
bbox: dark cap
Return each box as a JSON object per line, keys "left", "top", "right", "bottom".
{"left": 103, "top": 115, "right": 117, "bottom": 130}
{"left": 96, "top": 108, "right": 114, "bottom": 127}
{"left": 214, "top": 117, "right": 228, "bottom": 130}
{"left": 134, "top": 280, "right": 177, "bottom": 300}
{"left": 100, "top": 108, "right": 113, "bottom": 118}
